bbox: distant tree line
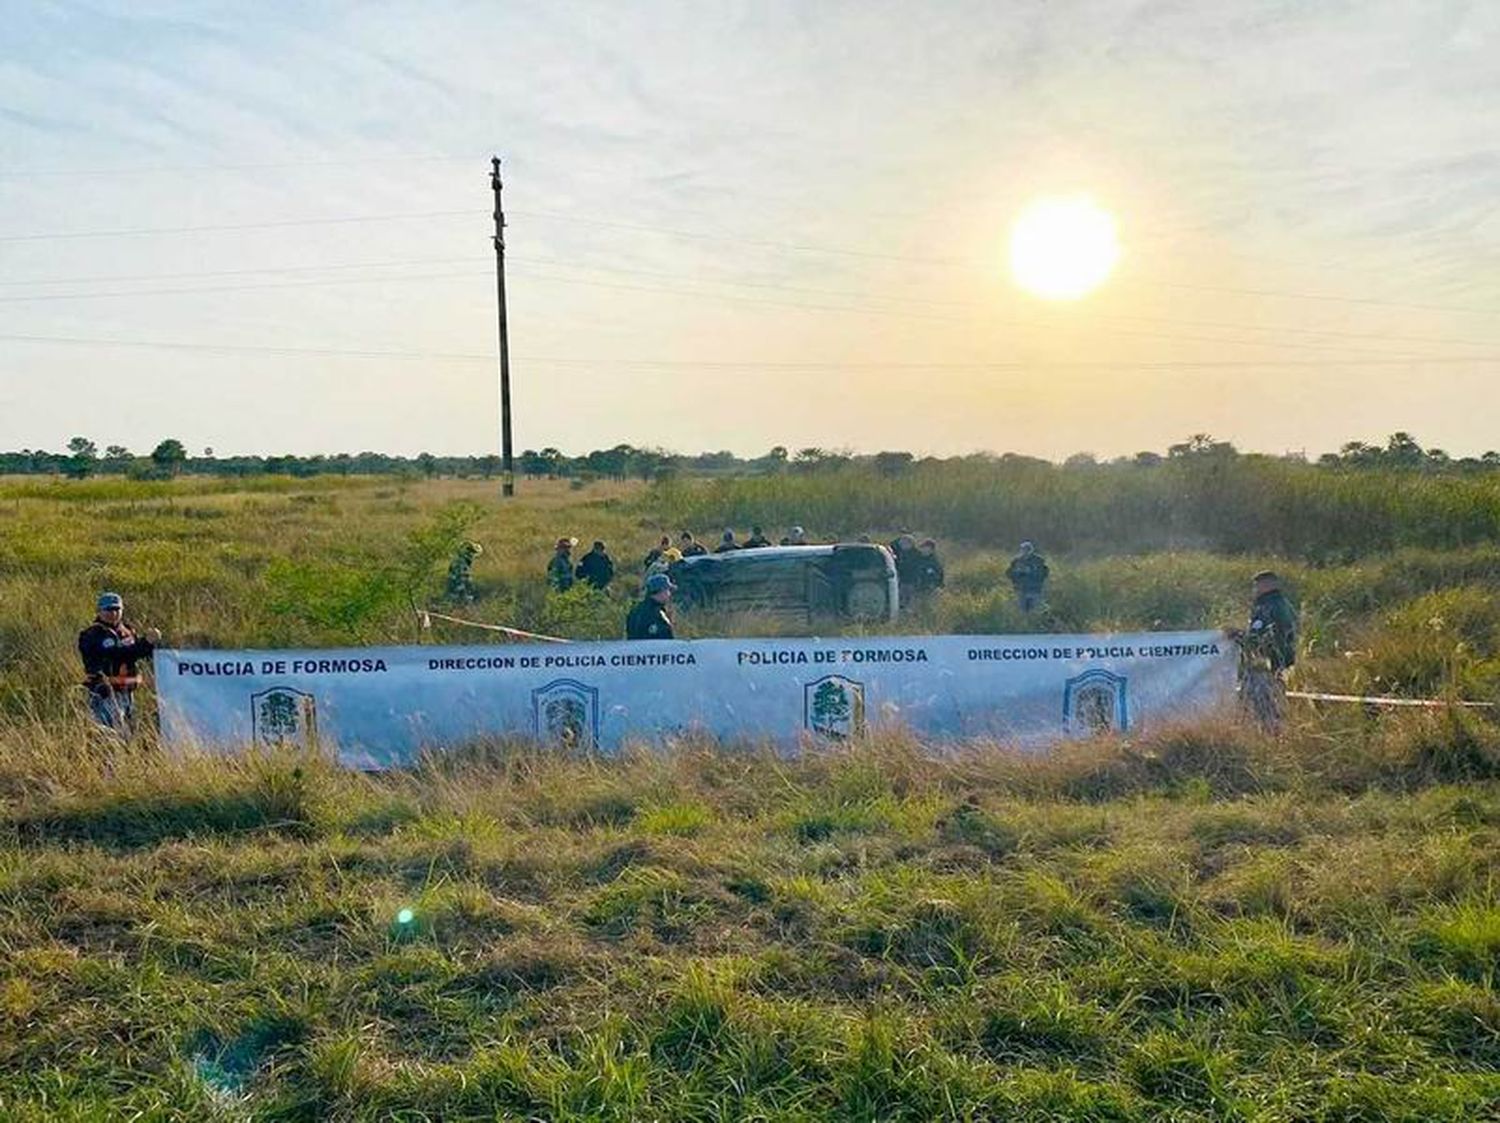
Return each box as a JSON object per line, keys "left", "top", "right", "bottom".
{"left": 2, "top": 432, "right": 1497, "bottom": 481}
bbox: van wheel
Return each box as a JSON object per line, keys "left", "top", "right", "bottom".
{"left": 846, "top": 578, "right": 888, "bottom": 621}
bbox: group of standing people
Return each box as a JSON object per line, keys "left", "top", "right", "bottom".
{"left": 544, "top": 529, "right": 1055, "bottom": 616}
{"left": 887, "top": 534, "right": 946, "bottom": 601}
{"left": 546, "top": 526, "right": 817, "bottom": 594}
{"left": 546, "top": 537, "right": 617, "bottom": 593}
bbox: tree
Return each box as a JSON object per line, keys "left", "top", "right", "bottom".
{"left": 538, "top": 448, "right": 566, "bottom": 477}
{"left": 1064, "top": 452, "right": 1097, "bottom": 468}
{"left": 104, "top": 445, "right": 131, "bottom": 463}
{"left": 1385, "top": 431, "right": 1424, "bottom": 467}
{"left": 416, "top": 452, "right": 437, "bottom": 479}
{"left": 1168, "top": 433, "right": 1236, "bottom": 459}
{"left": 150, "top": 438, "right": 188, "bottom": 476}
{"left": 872, "top": 451, "right": 914, "bottom": 476}
{"left": 65, "top": 437, "right": 98, "bottom": 478}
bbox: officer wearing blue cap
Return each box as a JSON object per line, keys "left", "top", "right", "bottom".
{"left": 79, "top": 592, "right": 161, "bottom": 733}
{"left": 626, "top": 573, "right": 675, "bottom": 640}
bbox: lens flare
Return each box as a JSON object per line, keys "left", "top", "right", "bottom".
{"left": 1009, "top": 195, "right": 1121, "bottom": 300}
{"left": 396, "top": 907, "right": 415, "bottom": 925}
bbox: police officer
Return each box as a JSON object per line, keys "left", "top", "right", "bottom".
{"left": 1228, "top": 570, "right": 1298, "bottom": 730}
{"left": 548, "top": 537, "right": 578, "bottom": 591}
{"left": 1006, "top": 541, "right": 1050, "bottom": 612}
{"left": 714, "top": 529, "right": 739, "bottom": 553}
{"left": 1244, "top": 570, "right": 1298, "bottom": 674}
{"left": 444, "top": 540, "right": 483, "bottom": 604}
{"left": 912, "top": 538, "right": 946, "bottom": 596}
{"left": 576, "top": 540, "right": 616, "bottom": 591}
{"left": 679, "top": 531, "right": 708, "bottom": 558}
{"left": 626, "top": 573, "right": 676, "bottom": 639}
{"left": 888, "top": 533, "right": 920, "bottom": 595}
{"left": 79, "top": 592, "right": 161, "bottom": 734}
{"left": 743, "top": 526, "right": 772, "bottom": 549}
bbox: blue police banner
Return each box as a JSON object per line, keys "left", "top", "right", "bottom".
{"left": 155, "top": 631, "right": 1235, "bottom": 768}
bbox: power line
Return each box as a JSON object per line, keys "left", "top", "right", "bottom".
{"left": 511, "top": 208, "right": 959, "bottom": 264}
{"left": 2, "top": 331, "right": 1495, "bottom": 369}
{"left": 1150, "top": 279, "right": 1496, "bottom": 316}
{"left": 0, "top": 332, "right": 490, "bottom": 362}
{"left": 0, "top": 270, "right": 482, "bottom": 304}
{"left": 0, "top": 256, "right": 481, "bottom": 287}
{"left": 0, "top": 209, "right": 480, "bottom": 243}
{"left": 0, "top": 153, "right": 476, "bottom": 179}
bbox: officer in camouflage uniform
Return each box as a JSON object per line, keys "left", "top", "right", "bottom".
{"left": 548, "top": 537, "right": 578, "bottom": 592}
{"left": 444, "top": 541, "right": 483, "bottom": 604}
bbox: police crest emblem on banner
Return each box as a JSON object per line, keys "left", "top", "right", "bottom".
{"left": 1063, "top": 669, "right": 1129, "bottom": 733}
{"left": 805, "top": 675, "right": 867, "bottom": 739}
{"left": 250, "top": 687, "right": 319, "bottom": 749}
{"left": 531, "top": 678, "right": 600, "bottom": 749}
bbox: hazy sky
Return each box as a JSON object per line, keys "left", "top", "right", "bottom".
{"left": 2, "top": 1, "right": 1496, "bottom": 459}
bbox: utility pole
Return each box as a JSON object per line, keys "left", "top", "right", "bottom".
{"left": 491, "top": 156, "right": 515, "bottom": 497}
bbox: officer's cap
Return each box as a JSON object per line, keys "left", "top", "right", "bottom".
{"left": 645, "top": 573, "right": 675, "bottom": 594}
{"left": 97, "top": 592, "right": 124, "bottom": 611}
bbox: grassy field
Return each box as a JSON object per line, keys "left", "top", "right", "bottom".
{"left": 2, "top": 469, "right": 1499, "bottom": 1120}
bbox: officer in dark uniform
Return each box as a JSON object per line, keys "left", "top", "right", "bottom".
{"left": 626, "top": 573, "right": 675, "bottom": 639}
{"left": 912, "top": 538, "right": 946, "bottom": 596}
{"left": 79, "top": 592, "right": 161, "bottom": 734}
{"left": 1244, "top": 570, "right": 1298, "bottom": 673}
{"left": 888, "top": 533, "right": 920, "bottom": 597}
{"left": 1006, "top": 541, "right": 1050, "bottom": 612}
{"left": 576, "top": 540, "right": 616, "bottom": 590}
{"left": 743, "top": 526, "right": 772, "bottom": 549}
{"left": 1227, "top": 570, "right": 1298, "bottom": 730}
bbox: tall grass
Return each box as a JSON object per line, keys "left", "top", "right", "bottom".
{"left": 655, "top": 456, "right": 1500, "bottom": 558}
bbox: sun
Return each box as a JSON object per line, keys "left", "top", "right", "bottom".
{"left": 1008, "top": 195, "right": 1121, "bottom": 300}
